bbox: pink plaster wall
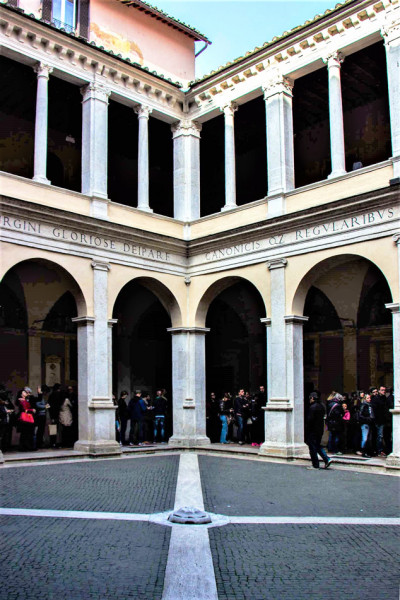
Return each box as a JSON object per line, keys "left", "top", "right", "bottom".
{"left": 89, "top": 0, "right": 195, "bottom": 80}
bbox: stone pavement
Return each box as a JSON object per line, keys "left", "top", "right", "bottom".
{"left": 0, "top": 452, "right": 399, "bottom": 600}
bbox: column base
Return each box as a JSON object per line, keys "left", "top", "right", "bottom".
{"left": 168, "top": 435, "right": 211, "bottom": 447}
{"left": 221, "top": 204, "right": 237, "bottom": 212}
{"left": 137, "top": 205, "right": 154, "bottom": 213}
{"left": 266, "top": 193, "right": 285, "bottom": 218}
{"left": 90, "top": 196, "right": 109, "bottom": 220}
{"left": 385, "top": 453, "right": 400, "bottom": 468}
{"left": 74, "top": 440, "right": 122, "bottom": 456}
{"left": 32, "top": 175, "right": 51, "bottom": 185}
{"left": 0, "top": 450, "right": 4, "bottom": 464}
{"left": 328, "top": 169, "right": 346, "bottom": 179}
{"left": 259, "top": 441, "right": 308, "bottom": 459}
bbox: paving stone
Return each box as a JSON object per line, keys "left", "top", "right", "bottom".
{"left": 0, "top": 455, "right": 179, "bottom": 513}
{"left": 0, "top": 516, "right": 170, "bottom": 600}
{"left": 199, "top": 456, "right": 400, "bottom": 517}
{"left": 209, "top": 524, "right": 400, "bottom": 600}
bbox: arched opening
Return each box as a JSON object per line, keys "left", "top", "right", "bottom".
{"left": 204, "top": 279, "right": 267, "bottom": 442}
{"left": 0, "top": 259, "right": 85, "bottom": 449}
{"left": 112, "top": 279, "right": 173, "bottom": 441}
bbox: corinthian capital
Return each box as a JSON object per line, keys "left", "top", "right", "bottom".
{"left": 322, "top": 51, "right": 345, "bottom": 68}
{"left": 34, "top": 63, "right": 53, "bottom": 79}
{"left": 171, "top": 120, "right": 202, "bottom": 138}
{"left": 220, "top": 102, "right": 238, "bottom": 118}
{"left": 381, "top": 14, "right": 400, "bottom": 46}
{"left": 262, "top": 76, "right": 293, "bottom": 99}
{"left": 134, "top": 104, "right": 152, "bottom": 119}
{"left": 81, "top": 82, "right": 111, "bottom": 103}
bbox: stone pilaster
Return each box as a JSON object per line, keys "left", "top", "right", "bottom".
{"left": 81, "top": 82, "right": 110, "bottom": 218}
{"left": 167, "top": 327, "right": 210, "bottom": 446}
{"left": 323, "top": 52, "right": 347, "bottom": 179}
{"left": 259, "top": 258, "right": 308, "bottom": 458}
{"left": 71, "top": 260, "right": 120, "bottom": 456}
{"left": 135, "top": 105, "right": 153, "bottom": 212}
{"left": 342, "top": 320, "right": 357, "bottom": 392}
{"left": 28, "top": 334, "right": 42, "bottom": 392}
{"left": 172, "top": 120, "right": 202, "bottom": 221}
{"left": 263, "top": 76, "right": 294, "bottom": 217}
{"left": 385, "top": 302, "right": 400, "bottom": 467}
{"left": 382, "top": 16, "right": 400, "bottom": 181}
{"left": 33, "top": 63, "right": 53, "bottom": 185}
{"left": 221, "top": 102, "right": 238, "bottom": 211}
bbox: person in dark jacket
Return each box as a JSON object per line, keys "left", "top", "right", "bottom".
{"left": 326, "top": 392, "right": 344, "bottom": 454}
{"left": 153, "top": 390, "right": 167, "bottom": 443}
{"left": 34, "top": 386, "right": 50, "bottom": 449}
{"left": 117, "top": 391, "right": 129, "bottom": 445}
{"left": 234, "top": 389, "right": 249, "bottom": 445}
{"left": 306, "top": 392, "right": 332, "bottom": 469}
{"left": 128, "top": 391, "right": 147, "bottom": 446}
{"left": 371, "top": 386, "right": 388, "bottom": 456}
{"left": 359, "top": 393, "right": 374, "bottom": 458}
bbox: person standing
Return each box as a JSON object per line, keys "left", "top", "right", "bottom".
{"left": 117, "top": 391, "right": 130, "bottom": 445}
{"left": 34, "top": 386, "right": 50, "bottom": 449}
{"left": 128, "top": 391, "right": 147, "bottom": 446}
{"left": 153, "top": 390, "right": 167, "bottom": 443}
{"left": 359, "top": 393, "right": 374, "bottom": 458}
{"left": 326, "top": 392, "right": 344, "bottom": 454}
{"left": 305, "top": 392, "right": 332, "bottom": 469}
{"left": 234, "top": 389, "right": 249, "bottom": 445}
{"left": 17, "top": 388, "right": 36, "bottom": 451}
{"left": 371, "top": 386, "right": 388, "bottom": 457}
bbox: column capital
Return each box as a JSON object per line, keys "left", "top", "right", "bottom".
{"left": 381, "top": 15, "right": 400, "bottom": 46}
{"left": 91, "top": 260, "right": 110, "bottom": 272}
{"left": 81, "top": 82, "right": 111, "bottom": 104}
{"left": 267, "top": 258, "right": 288, "bottom": 270}
{"left": 260, "top": 317, "right": 271, "bottom": 327}
{"left": 171, "top": 120, "right": 202, "bottom": 139}
{"left": 322, "top": 51, "right": 345, "bottom": 68}
{"left": 284, "top": 315, "right": 309, "bottom": 325}
{"left": 108, "top": 318, "right": 118, "bottom": 328}
{"left": 167, "top": 327, "right": 210, "bottom": 335}
{"left": 385, "top": 303, "right": 400, "bottom": 314}
{"left": 135, "top": 104, "right": 152, "bottom": 119}
{"left": 34, "top": 63, "right": 53, "bottom": 79}
{"left": 393, "top": 233, "right": 400, "bottom": 245}
{"left": 220, "top": 102, "right": 238, "bottom": 118}
{"left": 262, "top": 76, "right": 293, "bottom": 99}
{"left": 71, "top": 316, "right": 95, "bottom": 326}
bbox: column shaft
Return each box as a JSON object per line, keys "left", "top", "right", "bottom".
{"left": 385, "top": 303, "right": 400, "bottom": 466}
{"left": 81, "top": 83, "right": 110, "bottom": 209}
{"left": 325, "top": 52, "right": 346, "bottom": 178}
{"left": 135, "top": 105, "right": 153, "bottom": 212}
{"left": 167, "top": 327, "right": 210, "bottom": 446}
{"left": 33, "top": 63, "right": 52, "bottom": 185}
{"left": 172, "top": 121, "right": 201, "bottom": 221}
{"left": 221, "top": 103, "right": 237, "bottom": 211}
{"left": 382, "top": 23, "right": 400, "bottom": 179}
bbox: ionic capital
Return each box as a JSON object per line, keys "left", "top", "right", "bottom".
{"left": 284, "top": 315, "right": 309, "bottom": 325}
{"left": 81, "top": 82, "right": 111, "bottom": 104}
{"left": 171, "top": 120, "right": 202, "bottom": 139}
{"left": 167, "top": 327, "right": 210, "bottom": 335}
{"left": 34, "top": 63, "right": 53, "bottom": 79}
{"left": 262, "top": 76, "right": 293, "bottom": 99}
{"left": 220, "top": 102, "right": 238, "bottom": 118}
{"left": 385, "top": 303, "right": 400, "bottom": 314}
{"left": 91, "top": 260, "right": 110, "bottom": 272}
{"left": 381, "top": 14, "right": 400, "bottom": 46}
{"left": 393, "top": 233, "right": 400, "bottom": 246}
{"left": 267, "top": 258, "right": 288, "bottom": 270}
{"left": 135, "top": 104, "right": 152, "bottom": 119}
{"left": 322, "top": 51, "right": 345, "bottom": 69}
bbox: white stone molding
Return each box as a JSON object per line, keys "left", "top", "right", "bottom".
{"left": 32, "top": 63, "right": 53, "bottom": 185}
{"left": 260, "top": 317, "right": 271, "bottom": 327}
{"left": 81, "top": 83, "right": 111, "bottom": 207}
{"left": 263, "top": 76, "right": 294, "bottom": 214}
{"left": 267, "top": 258, "right": 288, "bottom": 270}
{"left": 220, "top": 102, "right": 238, "bottom": 212}
{"left": 167, "top": 327, "right": 210, "bottom": 447}
{"left": 323, "top": 51, "right": 347, "bottom": 180}
{"left": 382, "top": 17, "right": 400, "bottom": 179}
{"left": 91, "top": 260, "right": 110, "bottom": 271}
{"left": 171, "top": 120, "right": 202, "bottom": 221}
{"left": 385, "top": 302, "right": 400, "bottom": 466}
{"left": 134, "top": 104, "right": 153, "bottom": 213}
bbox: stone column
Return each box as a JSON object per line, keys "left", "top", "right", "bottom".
{"left": 135, "top": 105, "right": 153, "bottom": 212}
{"left": 323, "top": 52, "right": 347, "bottom": 179}
{"left": 167, "top": 327, "right": 210, "bottom": 446}
{"left": 71, "top": 260, "right": 120, "bottom": 456}
{"left": 342, "top": 321, "right": 357, "bottom": 392}
{"left": 259, "top": 259, "right": 308, "bottom": 458}
{"left": 171, "top": 120, "right": 201, "bottom": 221}
{"left": 382, "top": 18, "right": 400, "bottom": 181}
{"left": 221, "top": 102, "right": 238, "bottom": 211}
{"left": 28, "top": 334, "right": 42, "bottom": 392}
{"left": 33, "top": 63, "right": 53, "bottom": 185}
{"left": 385, "top": 302, "right": 400, "bottom": 467}
{"left": 263, "top": 76, "right": 294, "bottom": 216}
{"left": 81, "top": 83, "right": 110, "bottom": 218}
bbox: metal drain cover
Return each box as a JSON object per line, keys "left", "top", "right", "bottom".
{"left": 168, "top": 506, "right": 212, "bottom": 524}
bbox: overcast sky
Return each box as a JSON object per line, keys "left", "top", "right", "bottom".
{"left": 152, "top": 1, "right": 344, "bottom": 78}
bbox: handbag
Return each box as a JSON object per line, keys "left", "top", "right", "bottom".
{"left": 49, "top": 423, "right": 58, "bottom": 436}
{"left": 20, "top": 411, "right": 34, "bottom": 424}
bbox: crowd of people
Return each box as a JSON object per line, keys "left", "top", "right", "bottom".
{"left": 113, "top": 389, "right": 171, "bottom": 446}
{"left": 0, "top": 383, "right": 78, "bottom": 452}
{"left": 206, "top": 386, "right": 267, "bottom": 446}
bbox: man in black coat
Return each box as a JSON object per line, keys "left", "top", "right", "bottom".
{"left": 306, "top": 392, "right": 332, "bottom": 469}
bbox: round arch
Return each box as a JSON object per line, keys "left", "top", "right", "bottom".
{"left": 110, "top": 275, "right": 182, "bottom": 327}
{"left": 1, "top": 257, "right": 88, "bottom": 317}
{"left": 195, "top": 274, "right": 267, "bottom": 327}
{"left": 290, "top": 252, "right": 395, "bottom": 316}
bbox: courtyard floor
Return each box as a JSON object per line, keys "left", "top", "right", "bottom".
{"left": 0, "top": 451, "right": 399, "bottom": 600}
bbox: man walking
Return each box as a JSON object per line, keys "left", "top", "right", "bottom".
{"left": 306, "top": 392, "right": 332, "bottom": 469}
